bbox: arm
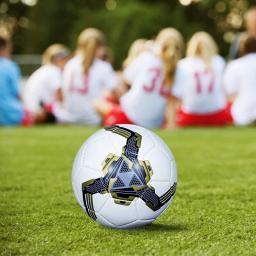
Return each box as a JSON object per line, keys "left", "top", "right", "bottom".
{"left": 55, "top": 88, "right": 63, "bottom": 103}
{"left": 93, "top": 75, "right": 131, "bottom": 117}
{"left": 223, "top": 61, "right": 239, "bottom": 102}
{"left": 164, "top": 95, "right": 181, "bottom": 130}
{"left": 227, "top": 94, "right": 237, "bottom": 103}
{"left": 107, "top": 54, "right": 142, "bottom": 101}
{"left": 164, "top": 62, "right": 184, "bottom": 130}
{"left": 104, "top": 72, "right": 131, "bottom": 103}
{"left": 229, "top": 35, "right": 241, "bottom": 60}
{"left": 10, "top": 63, "right": 22, "bottom": 99}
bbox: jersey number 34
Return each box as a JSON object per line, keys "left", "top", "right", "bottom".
{"left": 143, "top": 68, "right": 170, "bottom": 98}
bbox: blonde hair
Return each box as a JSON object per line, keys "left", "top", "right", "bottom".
{"left": 77, "top": 28, "right": 105, "bottom": 74}
{"left": 186, "top": 32, "right": 218, "bottom": 65}
{"left": 123, "top": 39, "right": 146, "bottom": 68}
{"left": 42, "top": 44, "right": 70, "bottom": 65}
{"left": 156, "top": 28, "right": 184, "bottom": 85}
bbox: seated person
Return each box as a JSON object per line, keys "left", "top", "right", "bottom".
{"left": 102, "top": 38, "right": 148, "bottom": 104}
{"left": 0, "top": 35, "right": 28, "bottom": 126}
{"left": 223, "top": 35, "right": 256, "bottom": 125}
{"left": 61, "top": 28, "right": 118, "bottom": 125}
{"left": 172, "top": 32, "right": 232, "bottom": 127}
{"left": 95, "top": 28, "right": 184, "bottom": 128}
{"left": 23, "top": 44, "right": 70, "bottom": 123}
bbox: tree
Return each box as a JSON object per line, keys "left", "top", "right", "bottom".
{"left": 2, "top": 0, "right": 255, "bottom": 68}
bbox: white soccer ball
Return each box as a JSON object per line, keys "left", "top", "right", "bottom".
{"left": 72, "top": 124, "right": 177, "bottom": 229}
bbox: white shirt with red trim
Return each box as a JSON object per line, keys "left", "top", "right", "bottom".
{"left": 223, "top": 53, "right": 256, "bottom": 125}
{"left": 62, "top": 55, "right": 117, "bottom": 125}
{"left": 121, "top": 52, "right": 171, "bottom": 128}
{"left": 172, "top": 56, "right": 227, "bottom": 114}
{"left": 24, "top": 64, "right": 62, "bottom": 114}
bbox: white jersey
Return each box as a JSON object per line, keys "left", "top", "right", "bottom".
{"left": 121, "top": 52, "right": 171, "bottom": 128}
{"left": 223, "top": 53, "right": 256, "bottom": 125}
{"left": 62, "top": 55, "right": 117, "bottom": 125}
{"left": 172, "top": 56, "right": 227, "bottom": 114}
{"left": 23, "top": 64, "right": 62, "bottom": 114}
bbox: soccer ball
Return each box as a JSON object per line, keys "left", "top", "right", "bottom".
{"left": 72, "top": 124, "right": 177, "bottom": 229}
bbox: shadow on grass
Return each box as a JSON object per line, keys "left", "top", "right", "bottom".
{"left": 106, "top": 223, "right": 189, "bottom": 233}
{"left": 140, "top": 223, "right": 188, "bottom": 232}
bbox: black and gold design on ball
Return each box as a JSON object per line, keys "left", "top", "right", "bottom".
{"left": 82, "top": 125, "right": 176, "bottom": 220}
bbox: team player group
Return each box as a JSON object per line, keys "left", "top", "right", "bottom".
{"left": 1, "top": 8, "right": 256, "bottom": 128}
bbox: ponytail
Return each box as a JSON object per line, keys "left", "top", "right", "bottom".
{"left": 77, "top": 28, "right": 105, "bottom": 74}
{"left": 156, "top": 28, "right": 184, "bottom": 85}
{"left": 81, "top": 37, "right": 98, "bottom": 74}
{"left": 161, "top": 44, "right": 181, "bottom": 84}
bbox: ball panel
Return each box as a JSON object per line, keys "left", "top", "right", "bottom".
{"left": 99, "top": 198, "right": 138, "bottom": 226}
{"left": 170, "top": 161, "right": 177, "bottom": 184}
{"left": 149, "top": 181, "right": 174, "bottom": 196}
{"left": 143, "top": 147, "right": 172, "bottom": 182}
{"left": 117, "top": 124, "right": 155, "bottom": 160}
{"left": 135, "top": 181, "right": 174, "bottom": 221}
{"left": 106, "top": 130, "right": 126, "bottom": 155}
{"left": 92, "top": 193, "right": 111, "bottom": 213}
{"left": 82, "top": 129, "right": 108, "bottom": 146}
{"left": 136, "top": 198, "right": 165, "bottom": 220}
{"left": 96, "top": 212, "right": 115, "bottom": 228}
{"left": 72, "top": 166, "right": 102, "bottom": 208}
{"left": 79, "top": 131, "right": 116, "bottom": 173}
{"left": 146, "top": 129, "right": 174, "bottom": 161}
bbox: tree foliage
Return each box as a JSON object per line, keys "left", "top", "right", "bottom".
{"left": 1, "top": 0, "right": 255, "bottom": 68}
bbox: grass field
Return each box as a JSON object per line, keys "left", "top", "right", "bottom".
{"left": 0, "top": 126, "right": 255, "bottom": 256}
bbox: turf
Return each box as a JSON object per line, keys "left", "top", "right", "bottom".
{"left": 0, "top": 126, "right": 255, "bottom": 256}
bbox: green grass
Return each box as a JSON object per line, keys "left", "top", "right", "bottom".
{"left": 0, "top": 126, "right": 256, "bottom": 256}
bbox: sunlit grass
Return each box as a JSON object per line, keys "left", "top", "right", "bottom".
{"left": 0, "top": 126, "right": 255, "bottom": 255}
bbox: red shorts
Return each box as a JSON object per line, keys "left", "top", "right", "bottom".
{"left": 104, "top": 104, "right": 133, "bottom": 126}
{"left": 176, "top": 104, "right": 233, "bottom": 127}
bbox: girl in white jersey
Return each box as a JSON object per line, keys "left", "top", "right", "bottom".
{"left": 62, "top": 28, "right": 117, "bottom": 125}
{"left": 224, "top": 35, "right": 256, "bottom": 125}
{"left": 95, "top": 28, "right": 184, "bottom": 128}
{"left": 23, "top": 44, "right": 70, "bottom": 122}
{"left": 172, "top": 32, "right": 232, "bottom": 127}
{"left": 103, "top": 38, "right": 148, "bottom": 103}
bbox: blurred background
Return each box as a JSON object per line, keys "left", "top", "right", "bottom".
{"left": 0, "top": 0, "right": 254, "bottom": 75}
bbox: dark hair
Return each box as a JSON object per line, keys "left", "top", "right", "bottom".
{"left": 240, "top": 35, "right": 256, "bottom": 55}
{"left": 0, "top": 36, "right": 10, "bottom": 50}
